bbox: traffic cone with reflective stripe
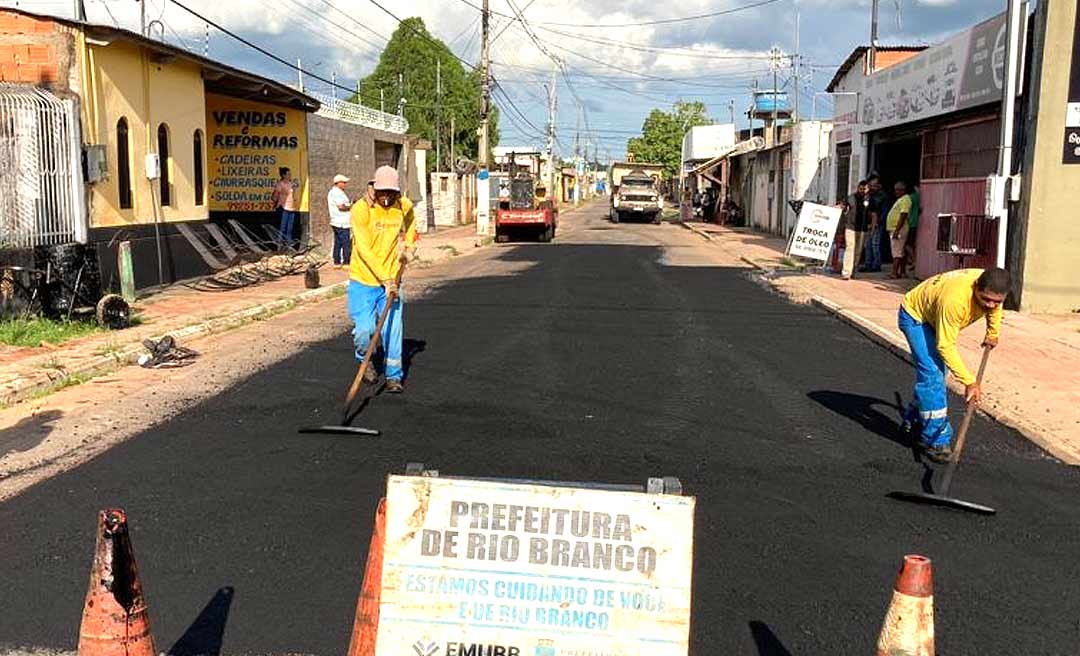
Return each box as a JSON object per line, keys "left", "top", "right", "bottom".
{"left": 876, "top": 554, "right": 935, "bottom": 656}
{"left": 78, "top": 509, "right": 156, "bottom": 656}
{"left": 347, "top": 497, "right": 387, "bottom": 656}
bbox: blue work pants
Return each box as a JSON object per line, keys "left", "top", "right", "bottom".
{"left": 897, "top": 307, "right": 954, "bottom": 448}
{"left": 348, "top": 280, "right": 404, "bottom": 381}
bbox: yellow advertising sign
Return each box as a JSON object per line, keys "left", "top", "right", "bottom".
{"left": 205, "top": 93, "right": 309, "bottom": 213}
{"left": 376, "top": 475, "right": 696, "bottom": 656}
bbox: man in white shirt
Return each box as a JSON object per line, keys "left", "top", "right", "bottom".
{"left": 327, "top": 174, "right": 353, "bottom": 268}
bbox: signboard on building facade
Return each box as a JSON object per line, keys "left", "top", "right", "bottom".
{"left": 788, "top": 202, "right": 842, "bottom": 262}
{"left": 205, "top": 93, "right": 309, "bottom": 213}
{"left": 859, "top": 11, "right": 1011, "bottom": 132}
{"left": 374, "top": 475, "right": 696, "bottom": 656}
{"left": 1063, "top": 5, "right": 1080, "bottom": 163}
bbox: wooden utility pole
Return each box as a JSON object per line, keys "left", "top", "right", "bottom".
{"left": 436, "top": 58, "right": 442, "bottom": 170}
{"left": 545, "top": 65, "right": 558, "bottom": 194}
{"left": 869, "top": 0, "right": 880, "bottom": 72}
{"left": 478, "top": 0, "right": 491, "bottom": 168}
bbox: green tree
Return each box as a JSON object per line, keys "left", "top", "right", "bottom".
{"left": 351, "top": 17, "right": 499, "bottom": 169}
{"left": 626, "top": 101, "right": 711, "bottom": 179}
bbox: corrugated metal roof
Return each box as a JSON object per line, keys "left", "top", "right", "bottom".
{"left": 825, "top": 45, "right": 927, "bottom": 93}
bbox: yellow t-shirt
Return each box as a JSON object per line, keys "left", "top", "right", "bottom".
{"left": 349, "top": 197, "right": 418, "bottom": 287}
{"left": 901, "top": 268, "right": 1002, "bottom": 385}
{"left": 887, "top": 194, "right": 912, "bottom": 232}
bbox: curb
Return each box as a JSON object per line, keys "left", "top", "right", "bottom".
{"left": 677, "top": 221, "right": 713, "bottom": 241}
{"left": 0, "top": 281, "right": 350, "bottom": 408}
{"left": 0, "top": 233, "right": 492, "bottom": 408}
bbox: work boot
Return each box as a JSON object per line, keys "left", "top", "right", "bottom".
{"left": 385, "top": 379, "right": 404, "bottom": 394}
{"left": 362, "top": 365, "right": 378, "bottom": 383}
{"left": 921, "top": 444, "right": 953, "bottom": 465}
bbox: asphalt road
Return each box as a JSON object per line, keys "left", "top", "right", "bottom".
{"left": 1, "top": 204, "right": 1078, "bottom": 655}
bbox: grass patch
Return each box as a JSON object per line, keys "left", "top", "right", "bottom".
{"left": 0, "top": 318, "right": 100, "bottom": 348}
{"left": 436, "top": 244, "right": 462, "bottom": 257}
{"left": 780, "top": 256, "right": 804, "bottom": 269}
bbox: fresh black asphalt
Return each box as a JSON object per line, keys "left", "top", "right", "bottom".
{"left": 1, "top": 210, "right": 1078, "bottom": 654}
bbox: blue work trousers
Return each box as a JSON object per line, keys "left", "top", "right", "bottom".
{"left": 897, "top": 306, "right": 954, "bottom": 448}
{"left": 348, "top": 280, "right": 404, "bottom": 381}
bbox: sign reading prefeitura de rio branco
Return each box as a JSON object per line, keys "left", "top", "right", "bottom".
{"left": 375, "top": 475, "right": 696, "bottom": 656}
{"left": 205, "top": 93, "right": 309, "bottom": 213}
{"left": 788, "top": 202, "right": 842, "bottom": 262}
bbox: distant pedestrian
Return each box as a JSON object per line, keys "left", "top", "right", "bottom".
{"left": 348, "top": 166, "right": 418, "bottom": 394}
{"left": 862, "top": 175, "right": 887, "bottom": 273}
{"left": 271, "top": 167, "right": 299, "bottom": 247}
{"left": 903, "top": 185, "right": 921, "bottom": 277}
{"left": 898, "top": 268, "right": 1009, "bottom": 463}
{"left": 841, "top": 180, "right": 869, "bottom": 279}
{"left": 327, "top": 174, "right": 353, "bottom": 269}
{"left": 888, "top": 181, "right": 913, "bottom": 279}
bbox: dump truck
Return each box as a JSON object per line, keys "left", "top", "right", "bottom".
{"left": 609, "top": 161, "right": 664, "bottom": 223}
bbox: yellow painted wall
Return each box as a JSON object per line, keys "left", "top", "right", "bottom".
{"left": 205, "top": 93, "right": 310, "bottom": 213}
{"left": 1019, "top": 0, "right": 1080, "bottom": 313}
{"left": 80, "top": 39, "right": 208, "bottom": 228}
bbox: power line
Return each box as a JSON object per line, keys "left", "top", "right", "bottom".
{"left": 459, "top": 0, "right": 784, "bottom": 29}
{"left": 533, "top": 24, "right": 773, "bottom": 61}
{"left": 362, "top": 0, "right": 480, "bottom": 72}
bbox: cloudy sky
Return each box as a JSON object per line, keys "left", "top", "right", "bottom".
{"left": 9, "top": 0, "right": 1007, "bottom": 159}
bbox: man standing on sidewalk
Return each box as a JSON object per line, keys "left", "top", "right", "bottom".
{"left": 842, "top": 180, "right": 869, "bottom": 279}
{"left": 897, "top": 268, "right": 1010, "bottom": 462}
{"left": 327, "top": 174, "right": 353, "bottom": 269}
{"left": 862, "top": 175, "right": 887, "bottom": 273}
{"left": 348, "top": 166, "right": 417, "bottom": 394}
{"left": 888, "top": 181, "right": 913, "bottom": 279}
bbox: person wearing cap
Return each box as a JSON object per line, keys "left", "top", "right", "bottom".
{"left": 327, "top": 174, "right": 353, "bottom": 268}
{"left": 348, "top": 165, "right": 418, "bottom": 393}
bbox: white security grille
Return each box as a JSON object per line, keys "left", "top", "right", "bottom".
{"left": 0, "top": 84, "right": 86, "bottom": 249}
{"left": 310, "top": 92, "right": 409, "bottom": 134}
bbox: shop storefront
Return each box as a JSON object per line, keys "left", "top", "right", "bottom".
{"left": 827, "top": 10, "right": 1012, "bottom": 279}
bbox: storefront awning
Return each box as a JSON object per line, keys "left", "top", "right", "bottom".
{"left": 689, "top": 136, "right": 766, "bottom": 175}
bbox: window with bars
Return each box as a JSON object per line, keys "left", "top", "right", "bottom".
{"left": 116, "top": 117, "right": 132, "bottom": 210}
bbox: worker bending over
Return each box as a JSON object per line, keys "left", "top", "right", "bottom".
{"left": 897, "top": 268, "right": 1010, "bottom": 463}
{"left": 348, "top": 165, "right": 417, "bottom": 394}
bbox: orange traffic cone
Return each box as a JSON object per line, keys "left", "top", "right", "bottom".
{"left": 78, "top": 508, "right": 156, "bottom": 656}
{"left": 347, "top": 497, "right": 387, "bottom": 656}
{"left": 876, "top": 554, "right": 935, "bottom": 656}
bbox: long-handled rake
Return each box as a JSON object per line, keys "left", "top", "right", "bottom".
{"left": 888, "top": 346, "right": 996, "bottom": 515}
{"left": 299, "top": 269, "right": 404, "bottom": 436}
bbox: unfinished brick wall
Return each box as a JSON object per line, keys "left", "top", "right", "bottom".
{"left": 0, "top": 10, "right": 74, "bottom": 88}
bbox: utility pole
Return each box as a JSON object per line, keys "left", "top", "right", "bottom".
{"left": 297, "top": 58, "right": 304, "bottom": 93}
{"left": 545, "top": 65, "right": 558, "bottom": 196}
{"left": 203, "top": 22, "right": 209, "bottom": 57}
{"left": 729, "top": 100, "right": 735, "bottom": 126}
{"left": 478, "top": 0, "right": 491, "bottom": 168}
{"left": 450, "top": 114, "right": 456, "bottom": 169}
{"left": 380, "top": 88, "right": 384, "bottom": 113}
{"left": 436, "top": 59, "right": 442, "bottom": 171}
{"left": 995, "top": 0, "right": 1023, "bottom": 268}
{"left": 793, "top": 11, "right": 800, "bottom": 122}
{"left": 74, "top": 0, "right": 86, "bottom": 21}
{"left": 139, "top": 0, "right": 146, "bottom": 36}
{"left": 331, "top": 71, "right": 337, "bottom": 102}
{"left": 869, "top": 0, "right": 880, "bottom": 73}
{"left": 769, "top": 46, "right": 782, "bottom": 147}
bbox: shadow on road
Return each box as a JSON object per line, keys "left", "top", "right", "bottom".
{"left": 168, "top": 586, "right": 234, "bottom": 656}
{"left": 0, "top": 409, "right": 63, "bottom": 458}
{"left": 807, "top": 390, "right": 910, "bottom": 449}
{"left": 403, "top": 337, "right": 427, "bottom": 380}
{"left": 749, "top": 621, "right": 794, "bottom": 655}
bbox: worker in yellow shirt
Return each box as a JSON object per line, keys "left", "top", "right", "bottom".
{"left": 348, "top": 166, "right": 417, "bottom": 394}
{"left": 897, "top": 268, "right": 1009, "bottom": 463}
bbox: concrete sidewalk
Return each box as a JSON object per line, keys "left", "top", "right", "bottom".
{"left": 682, "top": 221, "right": 1080, "bottom": 465}
{"left": 0, "top": 223, "right": 485, "bottom": 406}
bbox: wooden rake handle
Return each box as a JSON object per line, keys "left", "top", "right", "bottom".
{"left": 939, "top": 345, "right": 992, "bottom": 492}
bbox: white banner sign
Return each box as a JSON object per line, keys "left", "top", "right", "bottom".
{"left": 375, "top": 475, "right": 696, "bottom": 656}
{"left": 788, "top": 202, "right": 842, "bottom": 262}
{"left": 859, "top": 11, "right": 1009, "bottom": 131}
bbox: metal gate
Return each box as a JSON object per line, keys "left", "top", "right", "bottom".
{"left": 0, "top": 83, "right": 86, "bottom": 249}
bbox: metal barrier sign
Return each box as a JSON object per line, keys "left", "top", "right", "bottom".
{"left": 788, "top": 202, "right": 842, "bottom": 262}
{"left": 375, "top": 475, "right": 695, "bottom": 656}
